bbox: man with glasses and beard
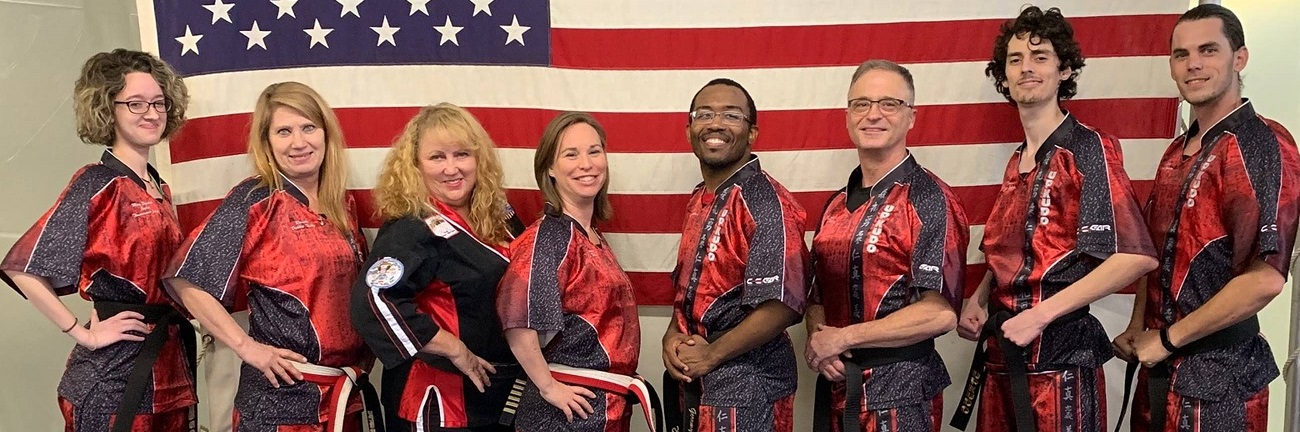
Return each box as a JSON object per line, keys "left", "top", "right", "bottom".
{"left": 661, "top": 78, "right": 808, "bottom": 432}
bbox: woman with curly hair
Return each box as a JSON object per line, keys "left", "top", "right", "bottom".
{"left": 1, "top": 49, "right": 197, "bottom": 431}
{"left": 350, "top": 103, "right": 524, "bottom": 432}
{"left": 164, "top": 82, "right": 374, "bottom": 432}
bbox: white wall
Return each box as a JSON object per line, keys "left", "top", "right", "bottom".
{"left": 0, "top": 1, "right": 140, "bottom": 431}
{"left": 1218, "top": 1, "right": 1300, "bottom": 431}
{"left": 0, "top": 1, "right": 1296, "bottom": 431}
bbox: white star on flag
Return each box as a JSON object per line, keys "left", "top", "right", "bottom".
{"left": 270, "top": 0, "right": 298, "bottom": 19}
{"left": 407, "top": 0, "right": 431, "bottom": 16}
{"left": 304, "top": 19, "right": 334, "bottom": 48}
{"left": 371, "top": 17, "right": 400, "bottom": 47}
{"left": 501, "top": 15, "right": 530, "bottom": 46}
{"left": 433, "top": 17, "right": 463, "bottom": 46}
{"left": 470, "top": 0, "right": 494, "bottom": 17}
{"left": 202, "top": 0, "right": 235, "bottom": 24}
{"left": 337, "top": 0, "right": 364, "bottom": 18}
{"left": 241, "top": 21, "right": 272, "bottom": 50}
{"left": 175, "top": 25, "right": 203, "bottom": 55}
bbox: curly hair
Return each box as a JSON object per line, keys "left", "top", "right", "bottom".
{"left": 247, "top": 82, "right": 353, "bottom": 235}
{"left": 373, "top": 103, "right": 513, "bottom": 246}
{"left": 985, "top": 6, "right": 1086, "bottom": 103}
{"left": 73, "top": 49, "right": 189, "bottom": 146}
{"left": 535, "top": 112, "right": 613, "bottom": 222}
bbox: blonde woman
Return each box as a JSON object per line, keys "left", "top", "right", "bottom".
{"left": 1, "top": 49, "right": 196, "bottom": 432}
{"left": 164, "top": 82, "right": 374, "bottom": 432}
{"left": 350, "top": 103, "right": 524, "bottom": 431}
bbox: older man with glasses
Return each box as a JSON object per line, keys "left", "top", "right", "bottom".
{"left": 802, "top": 59, "right": 970, "bottom": 432}
{"left": 661, "top": 78, "right": 809, "bottom": 432}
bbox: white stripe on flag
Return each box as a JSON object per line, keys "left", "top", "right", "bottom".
{"left": 167, "top": 139, "right": 1169, "bottom": 205}
{"left": 178, "top": 56, "right": 1177, "bottom": 119}
{"left": 552, "top": 0, "right": 1189, "bottom": 28}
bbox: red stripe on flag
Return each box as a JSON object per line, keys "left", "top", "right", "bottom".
{"left": 178, "top": 181, "right": 1151, "bottom": 235}
{"left": 552, "top": 15, "right": 1175, "bottom": 69}
{"left": 169, "top": 99, "right": 1177, "bottom": 164}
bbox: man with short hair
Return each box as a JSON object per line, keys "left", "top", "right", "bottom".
{"left": 661, "top": 78, "right": 808, "bottom": 432}
{"left": 803, "top": 59, "right": 969, "bottom": 432}
{"left": 954, "top": 6, "right": 1157, "bottom": 432}
{"left": 1112, "top": 4, "right": 1299, "bottom": 431}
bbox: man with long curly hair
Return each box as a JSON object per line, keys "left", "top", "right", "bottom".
{"left": 952, "top": 6, "right": 1157, "bottom": 432}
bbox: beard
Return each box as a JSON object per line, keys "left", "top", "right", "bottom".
{"left": 690, "top": 130, "right": 750, "bottom": 170}
{"left": 1183, "top": 78, "right": 1233, "bottom": 107}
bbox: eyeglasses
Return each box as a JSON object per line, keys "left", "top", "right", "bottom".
{"left": 689, "top": 109, "right": 750, "bottom": 126}
{"left": 847, "top": 97, "right": 912, "bottom": 115}
{"left": 114, "top": 100, "right": 171, "bottom": 114}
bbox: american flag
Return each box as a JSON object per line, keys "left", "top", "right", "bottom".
{"left": 137, "top": 0, "right": 1185, "bottom": 306}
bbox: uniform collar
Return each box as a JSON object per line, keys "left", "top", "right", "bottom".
{"left": 101, "top": 149, "right": 165, "bottom": 191}
{"left": 846, "top": 152, "right": 918, "bottom": 195}
{"left": 276, "top": 172, "right": 311, "bottom": 206}
{"left": 1184, "top": 99, "right": 1255, "bottom": 147}
{"left": 708, "top": 154, "right": 763, "bottom": 192}
{"left": 1022, "top": 111, "right": 1076, "bottom": 165}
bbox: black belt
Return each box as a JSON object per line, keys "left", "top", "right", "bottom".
{"left": 949, "top": 306, "right": 1091, "bottom": 432}
{"left": 811, "top": 339, "right": 935, "bottom": 432}
{"left": 358, "top": 375, "right": 385, "bottom": 432}
{"left": 94, "top": 301, "right": 197, "bottom": 432}
{"left": 662, "top": 328, "right": 730, "bottom": 432}
{"left": 1113, "top": 315, "right": 1259, "bottom": 432}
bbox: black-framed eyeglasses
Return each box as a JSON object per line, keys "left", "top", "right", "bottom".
{"left": 689, "top": 109, "right": 750, "bottom": 126}
{"left": 847, "top": 97, "right": 912, "bottom": 115}
{"left": 114, "top": 100, "right": 171, "bottom": 114}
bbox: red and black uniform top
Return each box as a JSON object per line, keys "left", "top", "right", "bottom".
{"left": 2, "top": 150, "right": 195, "bottom": 415}
{"left": 165, "top": 176, "right": 369, "bottom": 426}
{"left": 810, "top": 154, "right": 969, "bottom": 408}
{"left": 981, "top": 113, "right": 1155, "bottom": 368}
{"left": 351, "top": 200, "right": 526, "bottom": 429}
{"left": 497, "top": 211, "right": 641, "bottom": 376}
{"left": 671, "top": 155, "right": 810, "bottom": 406}
{"left": 1143, "top": 100, "right": 1299, "bottom": 400}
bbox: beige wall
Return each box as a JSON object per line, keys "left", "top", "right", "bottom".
{"left": 0, "top": 1, "right": 1297, "bottom": 431}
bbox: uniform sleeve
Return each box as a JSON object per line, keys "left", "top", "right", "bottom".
{"left": 164, "top": 180, "right": 266, "bottom": 311}
{"left": 1223, "top": 121, "right": 1300, "bottom": 277}
{"left": 1075, "top": 135, "right": 1156, "bottom": 259}
{"left": 908, "top": 182, "right": 970, "bottom": 310}
{"left": 2, "top": 166, "right": 114, "bottom": 297}
{"left": 497, "top": 218, "right": 573, "bottom": 334}
{"left": 807, "top": 192, "right": 843, "bottom": 306}
{"left": 349, "top": 218, "right": 440, "bottom": 366}
{"left": 739, "top": 179, "right": 809, "bottom": 314}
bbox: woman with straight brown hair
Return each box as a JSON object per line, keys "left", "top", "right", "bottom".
{"left": 496, "top": 112, "right": 656, "bottom": 432}
{"left": 164, "top": 82, "right": 375, "bottom": 432}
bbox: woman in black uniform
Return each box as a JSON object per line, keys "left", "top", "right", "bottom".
{"left": 351, "top": 103, "right": 523, "bottom": 431}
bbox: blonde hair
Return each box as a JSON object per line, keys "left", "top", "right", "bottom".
{"left": 374, "top": 103, "right": 512, "bottom": 245}
{"left": 73, "top": 49, "right": 189, "bottom": 146}
{"left": 247, "top": 82, "right": 352, "bottom": 234}
{"left": 534, "top": 112, "right": 613, "bottom": 222}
